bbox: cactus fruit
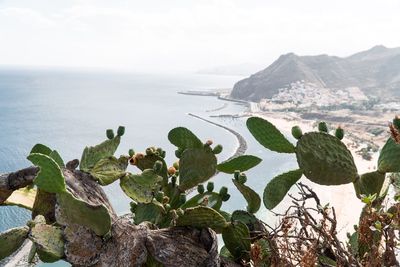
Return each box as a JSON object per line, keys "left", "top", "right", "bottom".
{"left": 106, "top": 129, "right": 115, "bottom": 140}
{"left": 167, "top": 166, "right": 177, "bottom": 176}
{"left": 221, "top": 194, "right": 231, "bottom": 202}
{"left": 153, "top": 160, "right": 163, "bottom": 174}
{"left": 232, "top": 179, "right": 261, "bottom": 214}
{"left": 238, "top": 173, "right": 247, "bottom": 184}
{"left": 173, "top": 161, "right": 179, "bottom": 170}
{"left": 207, "top": 182, "right": 214, "bottom": 192}
{"left": 378, "top": 138, "right": 400, "bottom": 173}
{"left": 90, "top": 156, "right": 128, "bottom": 185}
{"left": 393, "top": 116, "right": 400, "bottom": 131}
{"left": 219, "top": 186, "right": 228, "bottom": 197}
{"left": 57, "top": 191, "right": 112, "bottom": 236}
{"left": 176, "top": 206, "right": 228, "bottom": 233}
{"left": 134, "top": 150, "right": 168, "bottom": 179}
{"left": 296, "top": 132, "right": 357, "bottom": 185}
{"left": 263, "top": 169, "right": 303, "bottom": 210}
{"left": 217, "top": 155, "right": 262, "bottom": 174}
{"left": 80, "top": 135, "right": 121, "bottom": 172}
{"left": 0, "top": 226, "right": 29, "bottom": 260}
{"left": 234, "top": 170, "right": 240, "bottom": 180}
{"left": 246, "top": 117, "right": 295, "bottom": 153}
{"left": 128, "top": 149, "right": 135, "bottom": 157}
{"left": 335, "top": 127, "right": 344, "bottom": 140}
{"left": 120, "top": 170, "right": 163, "bottom": 203}
{"left": 30, "top": 216, "right": 65, "bottom": 263}
{"left": 178, "top": 148, "right": 217, "bottom": 191}
{"left": 117, "top": 126, "right": 125, "bottom": 137}
{"left": 205, "top": 139, "right": 213, "bottom": 146}
{"left": 168, "top": 127, "right": 203, "bottom": 150}
{"left": 213, "top": 144, "right": 223, "bottom": 154}
{"left": 318, "top": 122, "right": 328, "bottom": 133}
{"left": 27, "top": 153, "right": 66, "bottom": 194}
{"left": 130, "top": 201, "right": 138, "bottom": 213}
{"left": 197, "top": 184, "right": 205, "bottom": 194}
{"left": 222, "top": 221, "right": 251, "bottom": 261}
{"left": 155, "top": 191, "right": 165, "bottom": 203}
{"left": 291, "top": 126, "right": 303, "bottom": 140}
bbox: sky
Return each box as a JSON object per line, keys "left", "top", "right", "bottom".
{"left": 0, "top": 0, "right": 400, "bottom": 73}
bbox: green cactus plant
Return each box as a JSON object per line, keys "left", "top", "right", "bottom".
{"left": 353, "top": 171, "right": 386, "bottom": 198}
{"left": 0, "top": 226, "right": 30, "bottom": 260}
{"left": 232, "top": 179, "right": 261, "bottom": 214}
{"left": 217, "top": 155, "right": 262, "bottom": 174}
{"left": 120, "top": 169, "right": 163, "bottom": 203}
{"left": 132, "top": 148, "right": 169, "bottom": 179}
{"left": 168, "top": 127, "right": 203, "bottom": 150}
{"left": 133, "top": 202, "right": 166, "bottom": 225}
{"left": 378, "top": 137, "right": 400, "bottom": 173}
{"left": 222, "top": 221, "right": 251, "bottom": 261}
{"left": 176, "top": 206, "right": 228, "bottom": 233}
{"left": 90, "top": 156, "right": 128, "bottom": 185}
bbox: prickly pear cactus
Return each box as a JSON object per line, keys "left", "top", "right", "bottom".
{"left": 296, "top": 132, "right": 357, "bottom": 185}
{"left": 27, "top": 153, "right": 66, "bottom": 193}
{"left": 231, "top": 210, "right": 265, "bottom": 234}
{"left": 133, "top": 202, "right": 166, "bottom": 225}
{"left": 90, "top": 156, "right": 128, "bottom": 185}
{"left": 131, "top": 148, "right": 168, "bottom": 179}
{"left": 176, "top": 206, "right": 228, "bottom": 233}
{"left": 80, "top": 127, "right": 123, "bottom": 172}
{"left": 232, "top": 179, "right": 261, "bottom": 214}
{"left": 378, "top": 137, "right": 400, "bottom": 173}
{"left": 222, "top": 221, "right": 251, "bottom": 261}
{"left": 168, "top": 127, "right": 203, "bottom": 150}
{"left": 57, "top": 191, "right": 111, "bottom": 236}
{"left": 0, "top": 226, "right": 29, "bottom": 260}
{"left": 217, "top": 155, "right": 262, "bottom": 174}
{"left": 180, "top": 191, "right": 223, "bottom": 210}
{"left": 30, "top": 215, "right": 65, "bottom": 263}
{"left": 120, "top": 169, "right": 163, "bottom": 203}
{"left": 353, "top": 171, "right": 386, "bottom": 198}
{"left": 178, "top": 148, "right": 217, "bottom": 191}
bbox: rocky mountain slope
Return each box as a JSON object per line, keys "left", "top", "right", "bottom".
{"left": 231, "top": 45, "right": 400, "bottom": 101}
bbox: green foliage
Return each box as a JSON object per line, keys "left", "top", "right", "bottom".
{"left": 134, "top": 151, "right": 168, "bottom": 179}
{"left": 222, "top": 221, "right": 251, "bottom": 261}
{"left": 27, "top": 153, "right": 66, "bottom": 193}
{"left": 353, "top": 171, "right": 386, "bottom": 198}
{"left": 30, "top": 144, "right": 53, "bottom": 156}
{"left": 232, "top": 179, "right": 261, "bottom": 213}
{"left": 318, "top": 121, "right": 328, "bottom": 133}
{"left": 296, "top": 132, "right": 357, "bottom": 185}
{"left": 179, "top": 148, "right": 217, "bottom": 191}
{"left": 217, "top": 155, "right": 262, "bottom": 174}
{"left": 90, "top": 156, "right": 128, "bottom": 185}
{"left": 49, "top": 150, "right": 65, "bottom": 167}
{"left": 378, "top": 137, "right": 400, "bottom": 173}
{"left": 176, "top": 206, "right": 228, "bottom": 233}
{"left": 246, "top": 117, "right": 295, "bottom": 153}
{"left": 335, "top": 127, "right": 344, "bottom": 140}
{"left": 57, "top": 192, "right": 111, "bottom": 236}
{"left": 133, "top": 202, "right": 166, "bottom": 225}
{"left": 263, "top": 169, "right": 303, "bottom": 210}
{"left": 180, "top": 191, "right": 223, "bottom": 210}
{"left": 30, "top": 216, "right": 64, "bottom": 263}
{"left": 120, "top": 170, "right": 162, "bottom": 203}
{"left": 80, "top": 133, "right": 121, "bottom": 172}
{"left": 231, "top": 210, "right": 264, "bottom": 233}
{"left": 168, "top": 127, "right": 203, "bottom": 150}
{"left": 0, "top": 226, "right": 29, "bottom": 260}
{"left": 291, "top": 125, "right": 303, "bottom": 140}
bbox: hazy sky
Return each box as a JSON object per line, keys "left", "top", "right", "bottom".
{"left": 1, "top": 0, "right": 399, "bottom": 73}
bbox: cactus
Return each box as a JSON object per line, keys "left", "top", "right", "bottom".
{"left": 178, "top": 148, "right": 217, "bottom": 191}
{"left": 180, "top": 191, "right": 223, "bottom": 210}
{"left": 263, "top": 169, "right": 303, "bottom": 210}
{"left": 217, "top": 155, "right": 262, "bottom": 174}
{"left": 246, "top": 117, "right": 295, "bottom": 153}
{"left": 291, "top": 125, "right": 303, "bottom": 140}
{"left": 296, "top": 132, "right": 357, "bottom": 185}
{"left": 353, "top": 171, "right": 386, "bottom": 198}
{"left": 90, "top": 156, "right": 128, "bottom": 185}
{"left": 128, "top": 149, "right": 135, "bottom": 157}
{"left": 133, "top": 149, "right": 168, "bottom": 179}
{"left": 207, "top": 181, "right": 214, "bottom": 192}
{"left": 30, "top": 143, "right": 53, "bottom": 156}
{"left": 29, "top": 215, "right": 64, "bottom": 263}
{"left": 27, "top": 153, "right": 66, "bottom": 194}
{"left": 80, "top": 130, "right": 122, "bottom": 172}
{"left": 57, "top": 191, "right": 111, "bottom": 236}
{"left": 378, "top": 137, "right": 400, "bottom": 173}
{"left": 168, "top": 127, "right": 203, "bottom": 150}
{"left": 197, "top": 184, "right": 205, "bottom": 194}
{"left": 237, "top": 173, "right": 247, "bottom": 184}
{"left": 117, "top": 126, "right": 125, "bottom": 137}
{"left": 120, "top": 169, "right": 163, "bottom": 203}
{"left": 49, "top": 150, "right": 65, "bottom": 167}
{"left": 318, "top": 121, "right": 328, "bottom": 133}
{"left": 133, "top": 202, "right": 166, "bottom": 225}
{"left": 176, "top": 206, "right": 228, "bottom": 233}
{"left": 106, "top": 129, "right": 115, "bottom": 140}
{"left": 335, "top": 126, "right": 344, "bottom": 140}
{"left": 0, "top": 226, "right": 29, "bottom": 260}
{"left": 232, "top": 179, "right": 261, "bottom": 214}
{"left": 222, "top": 221, "right": 251, "bottom": 261}
{"left": 231, "top": 210, "right": 264, "bottom": 234}
{"left": 212, "top": 144, "right": 223, "bottom": 154}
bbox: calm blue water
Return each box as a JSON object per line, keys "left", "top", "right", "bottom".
{"left": 0, "top": 69, "right": 297, "bottom": 265}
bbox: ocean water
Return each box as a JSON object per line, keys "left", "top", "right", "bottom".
{"left": 0, "top": 69, "right": 297, "bottom": 265}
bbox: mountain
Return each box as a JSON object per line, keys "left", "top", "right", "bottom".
{"left": 230, "top": 45, "right": 400, "bottom": 101}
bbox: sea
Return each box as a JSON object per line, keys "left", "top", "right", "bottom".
{"left": 0, "top": 68, "right": 297, "bottom": 266}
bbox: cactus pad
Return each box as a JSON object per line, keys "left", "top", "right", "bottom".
{"left": 0, "top": 226, "right": 29, "bottom": 260}
{"left": 246, "top": 117, "right": 295, "bottom": 153}
{"left": 263, "top": 169, "right": 303, "bottom": 210}
{"left": 90, "top": 156, "right": 128, "bottom": 185}
{"left": 232, "top": 179, "right": 261, "bottom": 213}
{"left": 179, "top": 148, "right": 217, "bottom": 191}
{"left": 168, "top": 127, "right": 203, "bottom": 150}
{"left": 217, "top": 155, "right": 262, "bottom": 174}
{"left": 30, "top": 144, "right": 53, "bottom": 156}
{"left": 80, "top": 136, "right": 121, "bottom": 172}
{"left": 30, "top": 217, "right": 64, "bottom": 263}
{"left": 57, "top": 191, "right": 111, "bottom": 236}
{"left": 231, "top": 210, "right": 264, "bottom": 234}
{"left": 134, "top": 202, "right": 166, "bottom": 225}
{"left": 353, "top": 171, "right": 386, "bottom": 198}
{"left": 222, "top": 221, "right": 251, "bottom": 260}
{"left": 378, "top": 138, "right": 400, "bottom": 173}
{"left": 176, "top": 206, "right": 228, "bottom": 233}
{"left": 134, "top": 153, "right": 168, "bottom": 179}
{"left": 180, "top": 191, "right": 223, "bottom": 210}
{"left": 296, "top": 132, "right": 357, "bottom": 185}
{"left": 27, "top": 153, "right": 66, "bottom": 193}
{"left": 120, "top": 169, "right": 162, "bottom": 203}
